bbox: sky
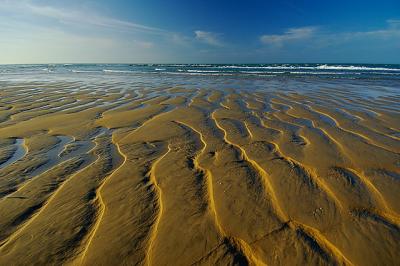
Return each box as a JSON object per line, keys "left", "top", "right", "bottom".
{"left": 0, "top": 0, "right": 399, "bottom": 64}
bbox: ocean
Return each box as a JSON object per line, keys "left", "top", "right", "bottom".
{"left": 1, "top": 63, "right": 399, "bottom": 100}
{"left": 1, "top": 63, "right": 400, "bottom": 79}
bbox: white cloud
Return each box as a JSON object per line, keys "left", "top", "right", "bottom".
{"left": 260, "top": 26, "right": 317, "bottom": 45}
{"left": 194, "top": 30, "right": 223, "bottom": 46}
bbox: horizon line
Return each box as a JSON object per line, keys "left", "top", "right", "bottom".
{"left": 0, "top": 62, "right": 399, "bottom": 65}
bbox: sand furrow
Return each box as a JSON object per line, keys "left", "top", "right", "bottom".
{"left": 116, "top": 106, "right": 177, "bottom": 142}
{"left": 174, "top": 121, "right": 256, "bottom": 264}
{"left": 295, "top": 113, "right": 399, "bottom": 218}
{"left": 210, "top": 113, "right": 290, "bottom": 264}
{"left": 0, "top": 136, "right": 76, "bottom": 199}
{"left": 270, "top": 105, "right": 397, "bottom": 215}
{"left": 0, "top": 156, "right": 88, "bottom": 245}
{"left": 293, "top": 222, "right": 354, "bottom": 266}
{"left": 306, "top": 105, "right": 400, "bottom": 154}
{"left": 211, "top": 111, "right": 359, "bottom": 265}
{"left": 145, "top": 144, "right": 171, "bottom": 266}
{"left": 78, "top": 139, "right": 126, "bottom": 264}
{"left": 212, "top": 112, "right": 287, "bottom": 221}
{"left": 174, "top": 121, "right": 225, "bottom": 235}
{"left": 0, "top": 155, "right": 98, "bottom": 251}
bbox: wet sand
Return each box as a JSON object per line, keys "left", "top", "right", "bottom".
{"left": 0, "top": 80, "right": 399, "bottom": 265}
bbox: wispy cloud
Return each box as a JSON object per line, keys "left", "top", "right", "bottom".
{"left": 194, "top": 30, "right": 223, "bottom": 46}
{"left": 133, "top": 40, "right": 154, "bottom": 49}
{"left": 260, "top": 20, "right": 400, "bottom": 47}
{"left": 387, "top": 19, "right": 400, "bottom": 28}
{"left": 0, "top": 1, "right": 167, "bottom": 35}
{"left": 348, "top": 20, "right": 400, "bottom": 39}
{"left": 260, "top": 26, "right": 317, "bottom": 45}
{"left": 169, "top": 33, "right": 192, "bottom": 46}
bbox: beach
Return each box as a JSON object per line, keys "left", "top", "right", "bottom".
{"left": 0, "top": 64, "right": 399, "bottom": 265}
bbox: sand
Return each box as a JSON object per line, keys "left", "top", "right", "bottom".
{"left": 0, "top": 81, "right": 399, "bottom": 265}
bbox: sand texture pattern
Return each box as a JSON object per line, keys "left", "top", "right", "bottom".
{"left": 0, "top": 81, "right": 399, "bottom": 266}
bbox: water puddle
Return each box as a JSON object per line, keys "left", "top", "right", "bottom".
{"left": 0, "top": 138, "right": 27, "bottom": 169}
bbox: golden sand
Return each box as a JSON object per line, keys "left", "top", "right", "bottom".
{"left": 0, "top": 82, "right": 399, "bottom": 265}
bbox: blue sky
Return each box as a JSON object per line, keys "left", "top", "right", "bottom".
{"left": 0, "top": 0, "right": 399, "bottom": 63}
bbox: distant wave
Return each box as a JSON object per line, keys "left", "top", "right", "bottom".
{"left": 164, "top": 64, "right": 213, "bottom": 67}
{"left": 103, "top": 69, "right": 135, "bottom": 73}
{"left": 289, "top": 71, "right": 355, "bottom": 75}
{"left": 155, "top": 68, "right": 166, "bottom": 71}
{"left": 71, "top": 70, "right": 101, "bottom": 73}
{"left": 217, "top": 64, "right": 400, "bottom": 71}
{"left": 369, "top": 72, "right": 400, "bottom": 75}
{"left": 187, "top": 70, "right": 220, "bottom": 73}
{"left": 162, "top": 71, "right": 235, "bottom": 76}
{"left": 173, "top": 70, "right": 361, "bottom": 75}
{"left": 240, "top": 71, "right": 286, "bottom": 74}
{"left": 315, "top": 64, "right": 400, "bottom": 71}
